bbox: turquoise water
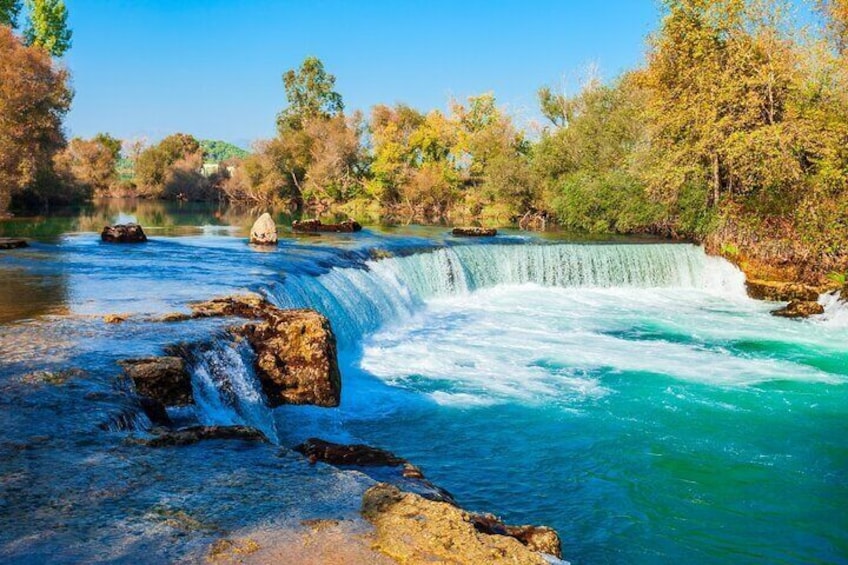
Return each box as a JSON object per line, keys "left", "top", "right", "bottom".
{"left": 1, "top": 208, "right": 846, "bottom": 563}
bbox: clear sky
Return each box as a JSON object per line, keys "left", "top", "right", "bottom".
{"left": 62, "top": 1, "right": 660, "bottom": 148}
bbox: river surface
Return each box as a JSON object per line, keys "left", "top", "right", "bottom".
{"left": 1, "top": 200, "right": 846, "bottom": 564}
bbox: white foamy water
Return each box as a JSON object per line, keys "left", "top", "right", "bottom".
{"left": 359, "top": 283, "right": 847, "bottom": 407}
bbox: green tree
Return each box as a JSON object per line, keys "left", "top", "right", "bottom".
{"left": 276, "top": 56, "right": 344, "bottom": 132}
{"left": 93, "top": 133, "right": 122, "bottom": 162}
{"left": 0, "top": 0, "right": 21, "bottom": 27}
{"left": 23, "top": 0, "right": 71, "bottom": 57}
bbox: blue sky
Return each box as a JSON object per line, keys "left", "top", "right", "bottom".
{"left": 63, "top": 1, "right": 660, "bottom": 147}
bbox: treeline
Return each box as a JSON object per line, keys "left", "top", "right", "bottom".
{"left": 2, "top": 0, "right": 846, "bottom": 279}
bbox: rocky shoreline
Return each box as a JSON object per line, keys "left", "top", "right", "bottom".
{"left": 103, "top": 293, "right": 564, "bottom": 564}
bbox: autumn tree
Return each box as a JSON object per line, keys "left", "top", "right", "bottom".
{"left": 135, "top": 133, "right": 210, "bottom": 199}
{"left": 0, "top": 25, "right": 71, "bottom": 212}
{"left": 54, "top": 135, "right": 122, "bottom": 195}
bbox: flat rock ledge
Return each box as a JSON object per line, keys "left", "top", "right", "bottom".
{"left": 452, "top": 226, "right": 497, "bottom": 237}
{"left": 101, "top": 223, "right": 147, "bottom": 243}
{"left": 362, "top": 483, "right": 561, "bottom": 564}
{"left": 771, "top": 300, "right": 825, "bottom": 318}
{"left": 292, "top": 218, "right": 362, "bottom": 233}
{"left": 136, "top": 425, "right": 268, "bottom": 447}
{"left": 0, "top": 237, "right": 28, "bottom": 250}
{"left": 745, "top": 279, "right": 821, "bottom": 302}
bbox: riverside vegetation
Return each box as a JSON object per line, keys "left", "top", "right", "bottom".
{"left": 1, "top": 0, "right": 847, "bottom": 284}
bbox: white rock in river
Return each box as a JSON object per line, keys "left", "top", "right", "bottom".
{"left": 250, "top": 213, "right": 278, "bottom": 245}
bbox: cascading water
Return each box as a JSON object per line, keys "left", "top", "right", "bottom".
{"left": 265, "top": 242, "right": 746, "bottom": 347}
{"left": 187, "top": 336, "right": 279, "bottom": 443}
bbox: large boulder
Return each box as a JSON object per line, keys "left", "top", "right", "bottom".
{"left": 295, "top": 438, "right": 406, "bottom": 466}
{"left": 250, "top": 213, "right": 278, "bottom": 245}
{"left": 292, "top": 218, "right": 362, "bottom": 233}
{"left": 119, "top": 356, "right": 192, "bottom": 406}
{"left": 0, "top": 238, "right": 28, "bottom": 250}
{"left": 771, "top": 300, "right": 825, "bottom": 318}
{"left": 361, "top": 483, "right": 558, "bottom": 564}
{"left": 189, "top": 295, "right": 341, "bottom": 407}
{"left": 452, "top": 226, "right": 497, "bottom": 237}
{"left": 101, "top": 223, "right": 147, "bottom": 243}
{"left": 745, "top": 279, "right": 820, "bottom": 302}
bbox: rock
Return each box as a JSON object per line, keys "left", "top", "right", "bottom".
{"left": 104, "top": 313, "right": 129, "bottom": 324}
{"left": 249, "top": 213, "right": 278, "bottom": 245}
{"left": 138, "top": 396, "right": 172, "bottom": 427}
{"left": 139, "top": 425, "right": 268, "bottom": 447}
{"left": 746, "top": 279, "right": 820, "bottom": 302}
{"left": 119, "top": 356, "right": 192, "bottom": 406}
{"left": 21, "top": 368, "right": 85, "bottom": 385}
{"left": 292, "top": 218, "right": 362, "bottom": 233}
{"left": 470, "top": 514, "right": 562, "bottom": 559}
{"left": 452, "top": 226, "right": 497, "bottom": 237}
{"left": 189, "top": 295, "right": 341, "bottom": 408}
{"left": 361, "top": 483, "right": 554, "bottom": 565}
{"left": 0, "top": 238, "right": 28, "bottom": 250}
{"left": 101, "top": 223, "right": 147, "bottom": 243}
{"left": 771, "top": 300, "right": 825, "bottom": 318}
{"left": 294, "top": 438, "right": 406, "bottom": 466}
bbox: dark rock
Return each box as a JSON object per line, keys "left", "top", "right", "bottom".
{"left": 138, "top": 396, "right": 172, "bottom": 427}
{"left": 0, "top": 238, "right": 28, "bottom": 250}
{"left": 452, "top": 227, "right": 497, "bottom": 237}
{"left": 101, "top": 223, "right": 147, "bottom": 243}
{"left": 295, "top": 438, "right": 406, "bottom": 466}
{"left": 139, "top": 425, "right": 268, "bottom": 447}
{"left": 771, "top": 300, "right": 825, "bottom": 318}
{"left": 292, "top": 218, "right": 362, "bottom": 233}
{"left": 746, "top": 279, "right": 820, "bottom": 302}
{"left": 189, "top": 295, "right": 341, "bottom": 407}
{"left": 119, "top": 356, "right": 192, "bottom": 406}
{"left": 471, "top": 514, "right": 562, "bottom": 558}
{"left": 249, "top": 212, "right": 278, "bottom": 245}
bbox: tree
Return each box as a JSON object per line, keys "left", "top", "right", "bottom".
{"left": 54, "top": 136, "right": 121, "bottom": 194}
{"left": 276, "top": 56, "right": 344, "bottom": 132}
{"left": 23, "top": 0, "right": 71, "bottom": 57}
{"left": 0, "top": 25, "right": 71, "bottom": 212}
{"left": 0, "top": 0, "right": 20, "bottom": 27}
{"left": 135, "top": 133, "right": 207, "bottom": 198}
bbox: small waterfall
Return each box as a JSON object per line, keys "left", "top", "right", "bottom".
{"left": 820, "top": 291, "right": 848, "bottom": 327}
{"left": 265, "top": 242, "right": 746, "bottom": 346}
{"left": 187, "top": 337, "right": 279, "bottom": 443}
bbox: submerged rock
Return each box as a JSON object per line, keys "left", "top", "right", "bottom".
{"left": 101, "top": 223, "right": 147, "bottom": 243}
{"left": 291, "top": 218, "right": 362, "bottom": 233}
{"left": 746, "top": 279, "right": 820, "bottom": 302}
{"left": 119, "top": 356, "right": 192, "bottom": 406}
{"left": 771, "top": 300, "right": 825, "bottom": 318}
{"left": 250, "top": 213, "right": 278, "bottom": 245}
{"left": 103, "top": 313, "right": 130, "bottom": 324}
{"left": 361, "top": 483, "right": 557, "bottom": 564}
{"left": 189, "top": 295, "right": 341, "bottom": 407}
{"left": 0, "top": 237, "right": 28, "bottom": 250}
{"left": 294, "top": 438, "right": 406, "bottom": 466}
{"left": 452, "top": 226, "right": 497, "bottom": 237}
{"left": 139, "top": 425, "right": 268, "bottom": 447}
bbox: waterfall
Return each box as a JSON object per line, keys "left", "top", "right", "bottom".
{"left": 265, "top": 242, "right": 746, "bottom": 346}
{"left": 187, "top": 336, "right": 279, "bottom": 443}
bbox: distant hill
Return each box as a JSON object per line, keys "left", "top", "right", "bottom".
{"left": 200, "top": 140, "right": 250, "bottom": 163}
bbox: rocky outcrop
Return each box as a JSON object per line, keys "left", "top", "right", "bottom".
{"left": 452, "top": 227, "right": 497, "bottom": 237}
{"left": 746, "top": 279, "right": 820, "bottom": 302}
{"left": 361, "top": 483, "right": 559, "bottom": 564}
{"left": 294, "top": 438, "right": 406, "bottom": 467}
{"left": 470, "top": 514, "right": 562, "bottom": 559}
{"left": 292, "top": 219, "right": 362, "bottom": 233}
{"left": 119, "top": 356, "right": 192, "bottom": 406}
{"left": 189, "top": 295, "right": 341, "bottom": 407}
{"left": 771, "top": 300, "right": 825, "bottom": 318}
{"left": 249, "top": 213, "right": 278, "bottom": 245}
{"left": 101, "top": 223, "right": 147, "bottom": 243}
{"left": 138, "top": 425, "right": 268, "bottom": 447}
{"left": 0, "top": 238, "right": 28, "bottom": 250}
